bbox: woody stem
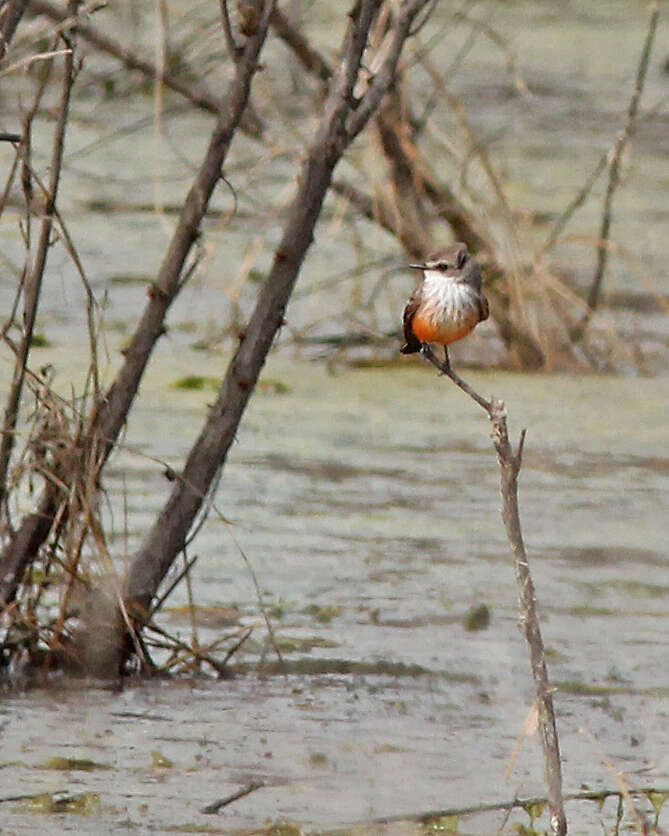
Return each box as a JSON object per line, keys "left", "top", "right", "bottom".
{"left": 420, "top": 344, "right": 493, "bottom": 413}
{"left": 419, "top": 342, "right": 566, "bottom": 835}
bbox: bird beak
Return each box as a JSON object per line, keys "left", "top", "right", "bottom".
{"left": 409, "top": 263, "right": 425, "bottom": 270}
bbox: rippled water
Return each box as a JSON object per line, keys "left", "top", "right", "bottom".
{"left": 2, "top": 357, "right": 668, "bottom": 833}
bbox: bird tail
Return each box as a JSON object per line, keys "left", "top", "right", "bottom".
{"left": 400, "top": 338, "right": 421, "bottom": 355}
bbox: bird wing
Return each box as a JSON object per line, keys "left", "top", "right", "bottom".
{"left": 478, "top": 291, "right": 489, "bottom": 323}
{"left": 400, "top": 290, "right": 423, "bottom": 354}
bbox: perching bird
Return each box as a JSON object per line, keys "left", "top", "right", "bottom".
{"left": 400, "top": 242, "right": 488, "bottom": 370}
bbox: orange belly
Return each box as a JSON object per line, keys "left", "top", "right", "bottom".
{"left": 412, "top": 308, "right": 480, "bottom": 346}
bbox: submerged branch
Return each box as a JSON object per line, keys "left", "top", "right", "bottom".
{"left": 201, "top": 780, "right": 264, "bottom": 815}
{"left": 362, "top": 785, "right": 668, "bottom": 829}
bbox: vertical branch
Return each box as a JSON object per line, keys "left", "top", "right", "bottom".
{"left": 572, "top": 1, "right": 658, "bottom": 342}
{"left": 0, "top": 3, "right": 78, "bottom": 510}
{"left": 421, "top": 350, "right": 566, "bottom": 835}
{"left": 0, "top": 0, "right": 29, "bottom": 58}
{"left": 218, "top": 0, "right": 240, "bottom": 60}
{"left": 491, "top": 408, "right": 566, "bottom": 836}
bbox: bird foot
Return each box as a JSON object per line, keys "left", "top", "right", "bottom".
{"left": 420, "top": 343, "right": 452, "bottom": 376}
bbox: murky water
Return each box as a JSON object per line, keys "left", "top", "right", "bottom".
{"left": 1, "top": 0, "right": 669, "bottom": 833}
{"left": 2, "top": 357, "right": 669, "bottom": 833}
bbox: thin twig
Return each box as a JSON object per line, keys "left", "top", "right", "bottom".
{"left": 421, "top": 345, "right": 492, "bottom": 411}
{"left": 218, "top": 0, "right": 240, "bottom": 61}
{"left": 219, "top": 626, "right": 253, "bottom": 667}
{"left": 270, "top": 6, "right": 332, "bottom": 81}
{"left": 357, "top": 786, "right": 669, "bottom": 829}
{"left": 0, "top": 7, "right": 78, "bottom": 510}
{"left": 201, "top": 780, "right": 264, "bottom": 815}
{"left": 572, "top": 1, "right": 658, "bottom": 342}
{"left": 539, "top": 152, "right": 608, "bottom": 256}
{"left": 0, "top": 47, "right": 72, "bottom": 78}
{"left": 143, "top": 618, "right": 250, "bottom": 677}
{"left": 148, "top": 555, "right": 199, "bottom": 618}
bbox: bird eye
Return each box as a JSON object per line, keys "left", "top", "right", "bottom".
{"left": 437, "top": 261, "right": 450, "bottom": 271}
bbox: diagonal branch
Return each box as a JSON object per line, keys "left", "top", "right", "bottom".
{"left": 0, "top": 0, "right": 276, "bottom": 608}
{"left": 270, "top": 6, "right": 333, "bottom": 81}
{"left": 571, "top": 1, "right": 658, "bottom": 342}
{"left": 121, "top": 0, "right": 436, "bottom": 650}
{"left": 123, "top": 0, "right": 387, "bottom": 620}
{"left": 0, "top": 0, "right": 29, "bottom": 58}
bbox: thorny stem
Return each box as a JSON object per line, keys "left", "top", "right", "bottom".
{"left": 419, "top": 344, "right": 567, "bottom": 836}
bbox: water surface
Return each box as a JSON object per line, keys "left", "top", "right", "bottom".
{"left": 2, "top": 356, "right": 668, "bottom": 834}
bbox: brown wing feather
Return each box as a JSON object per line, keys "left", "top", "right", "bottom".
{"left": 400, "top": 291, "right": 423, "bottom": 354}
{"left": 478, "top": 291, "right": 489, "bottom": 323}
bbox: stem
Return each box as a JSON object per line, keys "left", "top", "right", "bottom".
{"left": 0, "top": 0, "right": 275, "bottom": 608}
{"left": 572, "top": 2, "right": 658, "bottom": 342}
{"left": 420, "top": 346, "right": 567, "bottom": 835}
{"left": 0, "top": 4, "right": 78, "bottom": 510}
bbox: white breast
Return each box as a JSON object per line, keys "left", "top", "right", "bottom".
{"left": 421, "top": 271, "right": 479, "bottom": 325}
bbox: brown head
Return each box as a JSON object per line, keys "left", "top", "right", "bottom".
{"left": 410, "top": 242, "right": 482, "bottom": 290}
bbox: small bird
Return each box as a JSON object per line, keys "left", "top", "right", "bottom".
{"left": 400, "top": 242, "right": 489, "bottom": 370}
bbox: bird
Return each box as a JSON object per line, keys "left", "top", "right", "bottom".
{"left": 400, "top": 242, "right": 488, "bottom": 371}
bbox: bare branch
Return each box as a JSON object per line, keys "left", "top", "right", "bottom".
{"left": 0, "top": 0, "right": 29, "bottom": 58}
{"left": 0, "top": 4, "right": 78, "bottom": 511}
{"left": 419, "top": 347, "right": 566, "bottom": 836}
{"left": 0, "top": 0, "right": 276, "bottom": 608}
{"left": 201, "top": 780, "right": 263, "bottom": 815}
{"left": 27, "top": 0, "right": 263, "bottom": 136}
{"left": 345, "top": 2, "right": 416, "bottom": 140}
{"left": 218, "top": 0, "right": 241, "bottom": 61}
{"left": 122, "top": 0, "right": 386, "bottom": 619}
{"left": 270, "top": 6, "right": 333, "bottom": 81}
{"left": 121, "top": 0, "right": 438, "bottom": 642}
{"left": 572, "top": 1, "right": 658, "bottom": 341}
